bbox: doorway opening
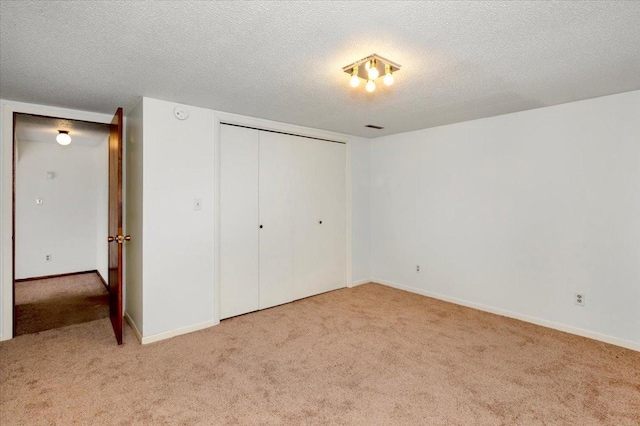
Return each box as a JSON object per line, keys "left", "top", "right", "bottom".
{"left": 12, "top": 113, "right": 113, "bottom": 338}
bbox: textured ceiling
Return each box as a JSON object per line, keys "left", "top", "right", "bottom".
{"left": 15, "top": 114, "right": 110, "bottom": 147}
{"left": 1, "top": 1, "right": 639, "bottom": 138}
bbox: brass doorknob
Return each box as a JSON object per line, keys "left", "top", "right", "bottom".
{"left": 108, "top": 235, "right": 132, "bottom": 244}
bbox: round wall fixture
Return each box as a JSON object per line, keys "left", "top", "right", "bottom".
{"left": 174, "top": 106, "right": 189, "bottom": 120}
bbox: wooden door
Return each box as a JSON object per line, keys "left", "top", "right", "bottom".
{"left": 258, "top": 131, "right": 294, "bottom": 309}
{"left": 108, "top": 108, "right": 125, "bottom": 344}
{"left": 292, "top": 138, "right": 347, "bottom": 300}
{"left": 219, "top": 125, "right": 260, "bottom": 319}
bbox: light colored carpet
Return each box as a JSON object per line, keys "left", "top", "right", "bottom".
{"left": 1, "top": 283, "right": 638, "bottom": 425}
{"left": 14, "top": 272, "right": 109, "bottom": 336}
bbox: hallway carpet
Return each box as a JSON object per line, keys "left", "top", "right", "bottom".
{"left": 1, "top": 283, "right": 638, "bottom": 425}
{"left": 14, "top": 272, "right": 109, "bottom": 336}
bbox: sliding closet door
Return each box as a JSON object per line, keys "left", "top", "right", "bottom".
{"left": 258, "top": 131, "right": 294, "bottom": 309}
{"left": 220, "top": 125, "right": 260, "bottom": 319}
{"left": 292, "top": 138, "right": 347, "bottom": 300}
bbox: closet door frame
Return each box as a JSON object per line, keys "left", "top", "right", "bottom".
{"left": 213, "top": 112, "right": 353, "bottom": 323}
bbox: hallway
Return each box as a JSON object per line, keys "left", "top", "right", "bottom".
{"left": 15, "top": 272, "right": 109, "bottom": 336}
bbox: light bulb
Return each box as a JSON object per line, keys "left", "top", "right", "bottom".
{"left": 368, "top": 60, "right": 379, "bottom": 79}
{"left": 383, "top": 64, "right": 394, "bottom": 86}
{"left": 364, "top": 60, "right": 371, "bottom": 70}
{"left": 349, "top": 66, "right": 360, "bottom": 87}
{"left": 366, "top": 80, "right": 376, "bottom": 92}
{"left": 384, "top": 72, "right": 394, "bottom": 86}
{"left": 56, "top": 131, "right": 71, "bottom": 145}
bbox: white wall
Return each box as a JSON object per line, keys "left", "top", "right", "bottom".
{"left": 142, "top": 98, "right": 216, "bottom": 337}
{"left": 15, "top": 140, "right": 104, "bottom": 279}
{"left": 125, "top": 99, "right": 144, "bottom": 333}
{"left": 95, "top": 138, "right": 109, "bottom": 281}
{"left": 135, "top": 98, "right": 370, "bottom": 341}
{"left": 350, "top": 137, "right": 371, "bottom": 283}
{"left": 370, "top": 90, "right": 640, "bottom": 349}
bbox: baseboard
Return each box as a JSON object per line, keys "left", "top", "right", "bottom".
{"left": 350, "top": 278, "right": 372, "bottom": 287}
{"left": 124, "top": 311, "right": 142, "bottom": 344}
{"left": 95, "top": 270, "right": 108, "bottom": 290}
{"left": 15, "top": 270, "right": 95, "bottom": 282}
{"left": 139, "top": 318, "right": 220, "bottom": 345}
{"left": 371, "top": 278, "right": 640, "bottom": 352}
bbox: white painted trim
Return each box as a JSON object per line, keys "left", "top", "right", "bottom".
{"left": 212, "top": 112, "right": 354, "bottom": 321}
{"left": 350, "top": 278, "right": 371, "bottom": 287}
{"left": 345, "top": 140, "right": 353, "bottom": 288}
{"left": 212, "top": 111, "right": 349, "bottom": 144}
{"left": 140, "top": 319, "right": 218, "bottom": 345}
{"left": 124, "top": 311, "right": 142, "bottom": 344}
{"left": 372, "top": 278, "right": 640, "bottom": 352}
{"left": 1, "top": 99, "right": 113, "bottom": 341}
{"left": 212, "top": 114, "right": 222, "bottom": 324}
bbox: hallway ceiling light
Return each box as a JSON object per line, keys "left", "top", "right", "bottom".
{"left": 343, "top": 54, "right": 400, "bottom": 93}
{"left": 56, "top": 130, "right": 71, "bottom": 145}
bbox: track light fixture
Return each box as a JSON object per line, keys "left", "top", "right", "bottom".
{"left": 343, "top": 54, "right": 401, "bottom": 93}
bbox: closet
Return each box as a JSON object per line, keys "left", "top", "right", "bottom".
{"left": 220, "top": 124, "right": 346, "bottom": 319}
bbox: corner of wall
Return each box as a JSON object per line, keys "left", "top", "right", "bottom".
{"left": 124, "top": 98, "right": 144, "bottom": 336}
{"left": 349, "top": 136, "right": 372, "bottom": 283}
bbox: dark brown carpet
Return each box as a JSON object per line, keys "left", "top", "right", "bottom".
{"left": 14, "top": 272, "right": 109, "bottom": 336}
{"left": 1, "top": 283, "right": 638, "bottom": 425}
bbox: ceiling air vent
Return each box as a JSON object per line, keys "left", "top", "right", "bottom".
{"left": 365, "top": 125, "right": 384, "bottom": 129}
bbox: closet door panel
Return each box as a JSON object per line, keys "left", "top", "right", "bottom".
{"left": 259, "top": 131, "right": 294, "bottom": 309}
{"left": 292, "top": 139, "right": 347, "bottom": 300}
{"left": 220, "top": 125, "right": 260, "bottom": 319}
{"left": 291, "top": 138, "right": 321, "bottom": 299}
{"left": 319, "top": 141, "right": 347, "bottom": 292}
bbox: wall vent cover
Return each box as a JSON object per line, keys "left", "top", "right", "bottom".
{"left": 365, "top": 125, "right": 384, "bottom": 129}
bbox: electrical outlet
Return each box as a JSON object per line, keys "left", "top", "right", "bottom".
{"left": 416, "top": 265, "right": 420, "bottom": 273}
{"left": 574, "top": 292, "right": 585, "bottom": 307}
{"left": 45, "top": 254, "right": 52, "bottom": 262}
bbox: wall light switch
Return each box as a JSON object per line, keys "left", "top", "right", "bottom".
{"left": 194, "top": 198, "right": 202, "bottom": 211}
{"left": 46, "top": 171, "right": 55, "bottom": 180}
{"left": 36, "top": 198, "right": 43, "bottom": 205}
